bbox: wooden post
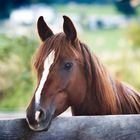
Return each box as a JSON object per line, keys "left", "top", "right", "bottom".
{"left": 0, "top": 115, "right": 140, "bottom": 140}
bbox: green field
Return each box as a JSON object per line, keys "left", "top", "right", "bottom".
{"left": 80, "top": 28, "right": 125, "bottom": 53}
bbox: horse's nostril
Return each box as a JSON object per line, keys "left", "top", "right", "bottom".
{"left": 35, "top": 108, "right": 46, "bottom": 123}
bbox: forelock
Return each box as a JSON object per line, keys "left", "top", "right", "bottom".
{"left": 32, "top": 33, "right": 81, "bottom": 77}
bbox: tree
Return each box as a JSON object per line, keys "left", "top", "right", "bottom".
{"left": 115, "top": 0, "right": 137, "bottom": 17}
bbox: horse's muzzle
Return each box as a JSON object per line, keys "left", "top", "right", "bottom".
{"left": 26, "top": 103, "right": 56, "bottom": 131}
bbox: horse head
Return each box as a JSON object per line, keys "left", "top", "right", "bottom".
{"left": 26, "top": 16, "right": 87, "bottom": 131}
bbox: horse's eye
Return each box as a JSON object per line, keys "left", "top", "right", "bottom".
{"left": 64, "top": 62, "right": 73, "bottom": 71}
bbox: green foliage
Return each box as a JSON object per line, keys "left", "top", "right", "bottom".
{"left": 0, "top": 34, "right": 38, "bottom": 111}
{"left": 127, "top": 22, "right": 140, "bottom": 49}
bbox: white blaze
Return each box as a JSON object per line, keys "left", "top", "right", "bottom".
{"left": 35, "top": 50, "right": 55, "bottom": 106}
{"left": 35, "top": 111, "right": 41, "bottom": 122}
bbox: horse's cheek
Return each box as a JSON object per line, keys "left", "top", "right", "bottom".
{"left": 54, "top": 92, "right": 70, "bottom": 116}
{"left": 68, "top": 75, "right": 86, "bottom": 105}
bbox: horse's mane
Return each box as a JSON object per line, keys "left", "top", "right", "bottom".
{"left": 80, "top": 43, "right": 140, "bottom": 114}
{"left": 33, "top": 33, "right": 140, "bottom": 114}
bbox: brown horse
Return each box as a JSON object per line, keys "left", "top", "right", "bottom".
{"left": 26, "top": 16, "right": 140, "bottom": 131}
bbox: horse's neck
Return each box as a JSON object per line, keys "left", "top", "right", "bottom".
{"left": 71, "top": 91, "right": 100, "bottom": 115}
{"left": 72, "top": 44, "right": 140, "bottom": 115}
{"left": 71, "top": 83, "right": 115, "bottom": 116}
{"left": 72, "top": 79, "right": 140, "bottom": 115}
{"left": 112, "top": 81, "right": 140, "bottom": 114}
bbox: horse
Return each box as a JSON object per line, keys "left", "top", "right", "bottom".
{"left": 26, "top": 15, "right": 140, "bottom": 131}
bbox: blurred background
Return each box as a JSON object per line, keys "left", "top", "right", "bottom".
{"left": 0, "top": 0, "right": 140, "bottom": 117}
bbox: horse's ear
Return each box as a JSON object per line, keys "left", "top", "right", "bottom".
{"left": 37, "top": 16, "right": 54, "bottom": 41}
{"left": 63, "top": 16, "right": 77, "bottom": 43}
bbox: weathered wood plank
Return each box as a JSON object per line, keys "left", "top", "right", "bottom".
{"left": 0, "top": 115, "right": 140, "bottom": 140}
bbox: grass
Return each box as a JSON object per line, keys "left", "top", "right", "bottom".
{"left": 79, "top": 28, "right": 125, "bottom": 53}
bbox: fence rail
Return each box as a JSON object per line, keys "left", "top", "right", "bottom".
{"left": 0, "top": 115, "right": 140, "bottom": 140}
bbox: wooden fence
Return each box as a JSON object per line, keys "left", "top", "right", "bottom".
{"left": 0, "top": 115, "right": 140, "bottom": 140}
